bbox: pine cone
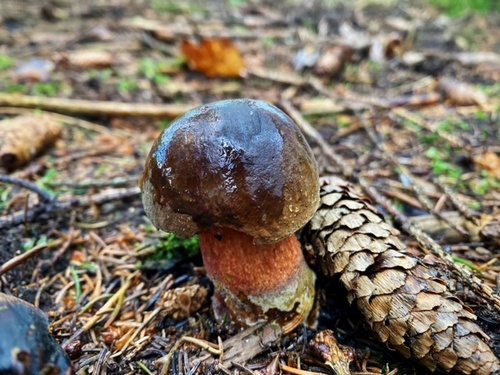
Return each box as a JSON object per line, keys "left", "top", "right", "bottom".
{"left": 303, "top": 177, "right": 500, "bottom": 374}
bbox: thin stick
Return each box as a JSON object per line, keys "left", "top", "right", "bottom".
{"left": 435, "top": 177, "right": 481, "bottom": 221}
{"left": 0, "top": 174, "right": 54, "bottom": 202}
{"left": 0, "top": 243, "right": 47, "bottom": 276}
{"left": 0, "top": 186, "right": 140, "bottom": 230}
{"left": 0, "top": 93, "right": 195, "bottom": 118}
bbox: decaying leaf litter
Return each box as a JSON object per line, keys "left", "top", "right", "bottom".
{"left": 0, "top": 0, "right": 499, "bottom": 374}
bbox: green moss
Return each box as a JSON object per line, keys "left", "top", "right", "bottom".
{"left": 148, "top": 232, "right": 200, "bottom": 261}
{"left": 427, "top": 0, "right": 497, "bottom": 16}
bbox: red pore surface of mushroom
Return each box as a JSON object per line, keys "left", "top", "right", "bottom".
{"left": 140, "top": 99, "right": 319, "bottom": 331}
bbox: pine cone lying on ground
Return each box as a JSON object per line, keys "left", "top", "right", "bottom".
{"left": 303, "top": 177, "right": 500, "bottom": 375}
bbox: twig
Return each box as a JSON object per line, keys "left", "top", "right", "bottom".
{"left": 159, "top": 336, "right": 222, "bottom": 374}
{"left": 359, "top": 114, "right": 469, "bottom": 238}
{"left": 48, "top": 176, "right": 138, "bottom": 189}
{"left": 280, "top": 363, "right": 325, "bottom": 375}
{"left": 0, "top": 174, "right": 54, "bottom": 203}
{"left": 119, "top": 307, "right": 162, "bottom": 354}
{"left": 0, "top": 186, "right": 140, "bottom": 230}
{"left": 0, "top": 93, "right": 195, "bottom": 118}
{"left": 0, "top": 242, "right": 52, "bottom": 276}
{"left": 281, "top": 98, "right": 500, "bottom": 313}
{"left": 434, "top": 177, "right": 481, "bottom": 221}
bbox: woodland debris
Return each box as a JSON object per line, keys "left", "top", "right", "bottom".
{"left": 157, "top": 284, "right": 208, "bottom": 320}
{"left": 0, "top": 114, "right": 63, "bottom": 171}
{"left": 308, "top": 330, "right": 353, "bottom": 375}
{"left": 14, "top": 58, "right": 55, "bottom": 82}
{"left": 314, "top": 45, "right": 347, "bottom": 76}
{"left": 221, "top": 324, "right": 281, "bottom": 368}
{"left": 163, "top": 324, "right": 282, "bottom": 373}
{"left": 59, "top": 50, "right": 114, "bottom": 70}
{"left": 437, "top": 77, "right": 490, "bottom": 108}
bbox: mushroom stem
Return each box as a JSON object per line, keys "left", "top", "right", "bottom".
{"left": 200, "top": 227, "right": 316, "bottom": 332}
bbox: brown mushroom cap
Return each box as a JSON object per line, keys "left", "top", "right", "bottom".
{"left": 140, "top": 99, "right": 319, "bottom": 244}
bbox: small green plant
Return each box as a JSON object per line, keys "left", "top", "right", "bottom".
{"left": 96, "top": 163, "right": 110, "bottom": 176}
{"left": 427, "top": 0, "right": 497, "bottom": 16}
{"left": 5, "top": 84, "right": 27, "bottom": 94}
{"left": 22, "top": 235, "right": 49, "bottom": 251}
{"left": 36, "top": 167, "right": 59, "bottom": 196}
{"left": 469, "top": 171, "right": 500, "bottom": 195}
{"left": 262, "top": 37, "right": 276, "bottom": 47}
{"left": 437, "top": 119, "right": 470, "bottom": 132}
{"left": 148, "top": 233, "right": 200, "bottom": 261}
{"left": 425, "top": 147, "right": 462, "bottom": 179}
{"left": 138, "top": 58, "right": 171, "bottom": 85}
{"left": 32, "top": 82, "right": 60, "bottom": 96}
{"left": 0, "top": 54, "right": 14, "bottom": 71}
{"left": 118, "top": 77, "right": 138, "bottom": 93}
{"left": 88, "top": 68, "right": 113, "bottom": 80}
{"left": 152, "top": 0, "right": 205, "bottom": 14}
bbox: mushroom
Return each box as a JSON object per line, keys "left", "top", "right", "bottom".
{"left": 140, "top": 99, "right": 319, "bottom": 332}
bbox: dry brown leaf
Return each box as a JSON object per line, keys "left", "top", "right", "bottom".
{"left": 181, "top": 38, "right": 247, "bottom": 78}
{"left": 303, "top": 178, "right": 500, "bottom": 374}
{"left": 61, "top": 50, "right": 114, "bottom": 70}
{"left": 315, "top": 46, "right": 346, "bottom": 76}
{"left": 473, "top": 151, "right": 500, "bottom": 179}
{"left": 0, "top": 114, "right": 63, "bottom": 171}
{"left": 438, "top": 77, "right": 489, "bottom": 108}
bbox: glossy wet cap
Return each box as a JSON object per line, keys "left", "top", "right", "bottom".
{"left": 140, "top": 99, "right": 319, "bottom": 244}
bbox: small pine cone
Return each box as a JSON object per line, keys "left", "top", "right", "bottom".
{"left": 158, "top": 285, "right": 208, "bottom": 320}
{"left": 303, "top": 177, "right": 500, "bottom": 374}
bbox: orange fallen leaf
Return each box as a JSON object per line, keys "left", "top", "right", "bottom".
{"left": 181, "top": 37, "right": 246, "bottom": 78}
{"left": 473, "top": 151, "right": 500, "bottom": 179}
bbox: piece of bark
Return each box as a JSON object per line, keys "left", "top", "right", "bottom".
{"left": 192, "top": 323, "right": 282, "bottom": 370}
{"left": 309, "top": 330, "right": 353, "bottom": 375}
{"left": 221, "top": 323, "right": 282, "bottom": 368}
{"left": 0, "top": 114, "right": 63, "bottom": 171}
{"left": 303, "top": 177, "right": 500, "bottom": 374}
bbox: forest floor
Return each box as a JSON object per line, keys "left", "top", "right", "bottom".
{"left": 0, "top": 0, "right": 499, "bottom": 374}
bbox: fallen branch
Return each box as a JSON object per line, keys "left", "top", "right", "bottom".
{"left": 0, "top": 93, "right": 195, "bottom": 118}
